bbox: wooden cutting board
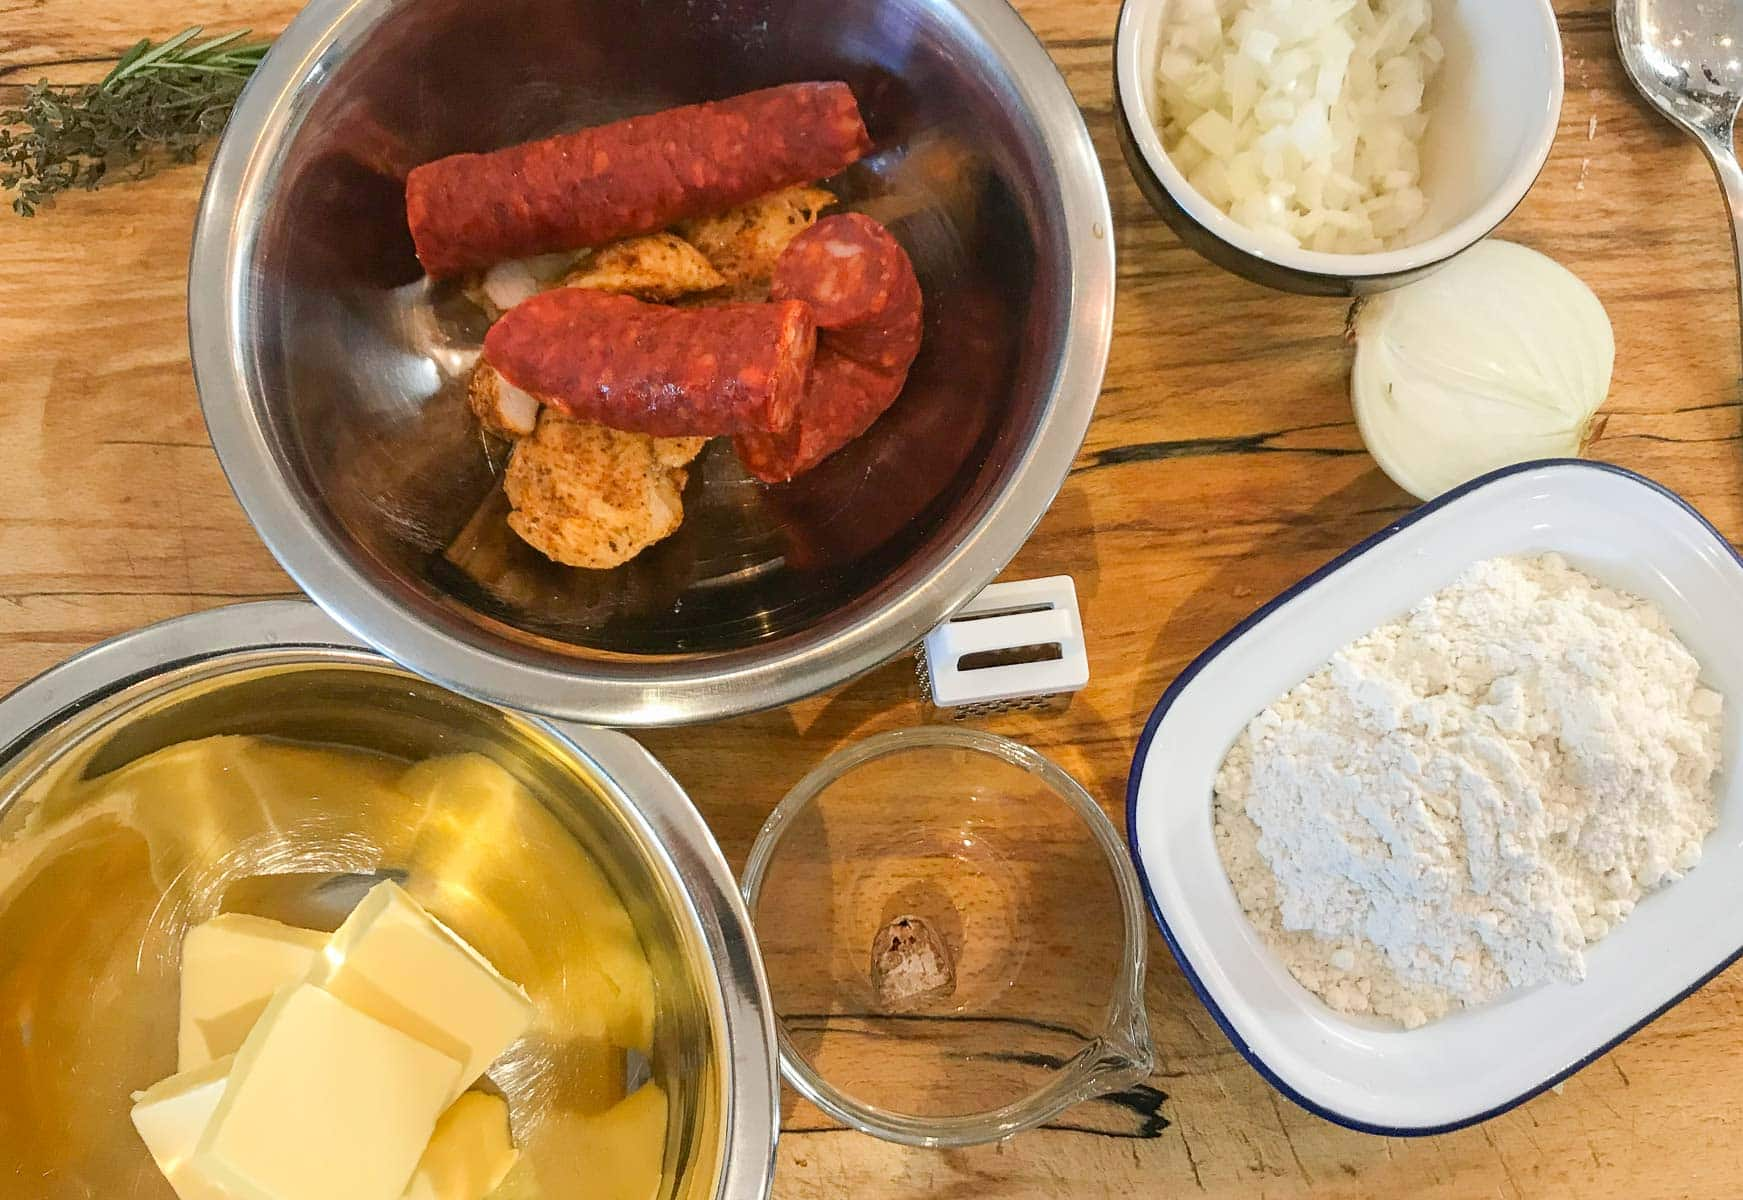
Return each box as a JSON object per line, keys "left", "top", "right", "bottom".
{"left": 3, "top": 1, "right": 1739, "bottom": 1195}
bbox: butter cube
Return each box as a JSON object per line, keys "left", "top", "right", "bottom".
{"left": 179, "top": 912, "right": 328, "bottom": 1069}
{"left": 130, "top": 1056, "right": 233, "bottom": 1200}
{"left": 195, "top": 983, "right": 462, "bottom": 1200}
{"left": 536, "top": 1084, "right": 667, "bottom": 1200}
{"left": 311, "top": 881, "right": 533, "bottom": 1099}
{"left": 401, "top": 1091, "right": 520, "bottom": 1200}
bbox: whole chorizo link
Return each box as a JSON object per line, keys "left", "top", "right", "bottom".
{"left": 484, "top": 289, "right": 816, "bottom": 437}
{"left": 407, "top": 82, "right": 872, "bottom": 277}
{"left": 737, "top": 214, "right": 924, "bottom": 482}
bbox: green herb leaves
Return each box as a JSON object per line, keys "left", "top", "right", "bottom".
{"left": 0, "top": 28, "right": 269, "bottom": 216}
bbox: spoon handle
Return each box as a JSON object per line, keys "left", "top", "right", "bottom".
{"left": 1700, "top": 136, "right": 1743, "bottom": 373}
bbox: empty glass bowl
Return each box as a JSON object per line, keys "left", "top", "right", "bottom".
{"left": 741, "top": 727, "right": 1154, "bottom": 1147}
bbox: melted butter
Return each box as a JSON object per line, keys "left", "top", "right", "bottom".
{"left": 0, "top": 735, "right": 666, "bottom": 1199}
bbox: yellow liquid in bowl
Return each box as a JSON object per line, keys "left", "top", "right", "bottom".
{"left": 0, "top": 735, "right": 665, "bottom": 1200}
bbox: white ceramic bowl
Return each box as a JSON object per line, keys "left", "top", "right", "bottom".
{"left": 1126, "top": 460, "right": 1743, "bottom": 1133}
{"left": 1113, "top": 0, "right": 1564, "bottom": 295}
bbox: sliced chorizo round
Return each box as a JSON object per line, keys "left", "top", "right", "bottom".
{"left": 770, "top": 213, "right": 924, "bottom": 371}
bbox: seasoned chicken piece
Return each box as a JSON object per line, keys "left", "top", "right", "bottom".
{"left": 676, "top": 185, "right": 836, "bottom": 290}
{"left": 467, "top": 361, "right": 541, "bottom": 439}
{"left": 503, "top": 412, "right": 704, "bottom": 569}
{"left": 652, "top": 436, "right": 707, "bottom": 469}
{"left": 560, "top": 233, "right": 725, "bottom": 300}
{"left": 462, "top": 233, "right": 723, "bottom": 320}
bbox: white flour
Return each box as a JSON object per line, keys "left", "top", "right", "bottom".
{"left": 1214, "top": 553, "right": 1725, "bottom": 1028}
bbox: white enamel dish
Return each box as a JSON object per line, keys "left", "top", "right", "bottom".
{"left": 1126, "top": 460, "right": 1743, "bottom": 1134}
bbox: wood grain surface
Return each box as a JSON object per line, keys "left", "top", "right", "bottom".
{"left": 4, "top": 1, "right": 1742, "bottom": 1196}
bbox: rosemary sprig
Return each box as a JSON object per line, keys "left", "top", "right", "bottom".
{"left": 0, "top": 27, "right": 269, "bottom": 216}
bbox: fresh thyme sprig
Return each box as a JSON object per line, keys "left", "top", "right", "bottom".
{"left": 0, "top": 27, "right": 269, "bottom": 216}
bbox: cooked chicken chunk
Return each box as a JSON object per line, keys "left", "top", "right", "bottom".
{"left": 503, "top": 412, "right": 705, "bottom": 569}
{"left": 463, "top": 232, "right": 724, "bottom": 320}
{"left": 676, "top": 185, "right": 836, "bottom": 290}
{"left": 467, "top": 361, "right": 541, "bottom": 439}
{"left": 652, "top": 436, "right": 707, "bottom": 469}
{"left": 560, "top": 233, "right": 725, "bottom": 300}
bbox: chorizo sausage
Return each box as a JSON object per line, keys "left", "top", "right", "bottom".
{"left": 733, "top": 348, "right": 905, "bottom": 482}
{"left": 483, "top": 289, "right": 816, "bottom": 437}
{"left": 407, "top": 82, "right": 872, "bottom": 277}
{"left": 736, "top": 213, "right": 925, "bottom": 481}
{"left": 770, "top": 213, "right": 922, "bottom": 370}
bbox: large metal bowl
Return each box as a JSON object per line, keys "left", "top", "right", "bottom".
{"left": 189, "top": 0, "right": 1113, "bottom": 726}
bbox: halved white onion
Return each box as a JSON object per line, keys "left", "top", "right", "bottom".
{"left": 1351, "top": 240, "right": 1614, "bottom": 501}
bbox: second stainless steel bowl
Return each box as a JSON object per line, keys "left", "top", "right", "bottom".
{"left": 189, "top": 0, "right": 1114, "bottom": 726}
{"left": 0, "top": 601, "right": 778, "bottom": 1198}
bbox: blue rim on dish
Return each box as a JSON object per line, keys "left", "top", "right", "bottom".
{"left": 1123, "top": 457, "right": 1743, "bottom": 1136}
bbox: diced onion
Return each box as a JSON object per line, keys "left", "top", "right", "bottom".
{"left": 1153, "top": 0, "right": 1442, "bottom": 254}
{"left": 480, "top": 252, "right": 579, "bottom": 313}
{"left": 481, "top": 260, "right": 542, "bottom": 312}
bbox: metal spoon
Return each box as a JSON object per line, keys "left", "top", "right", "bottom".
{"left": 1616, "top": 0, "right": 1743, "bottom": 357}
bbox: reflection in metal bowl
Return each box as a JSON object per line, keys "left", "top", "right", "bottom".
{"left": 191, "top": 0, "right": 1114, "bottom": 724}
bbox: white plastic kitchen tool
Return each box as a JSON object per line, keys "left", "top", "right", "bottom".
{"left": 917, "top": 576, "right": 1088, "bottom": 717}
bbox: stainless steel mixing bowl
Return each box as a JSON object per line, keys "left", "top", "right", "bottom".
{"left": 0, "top": 602, "right": 777, "bottom": 1199}
{"left": 189, "top": 0, "right": 1114, "bottom": 726}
